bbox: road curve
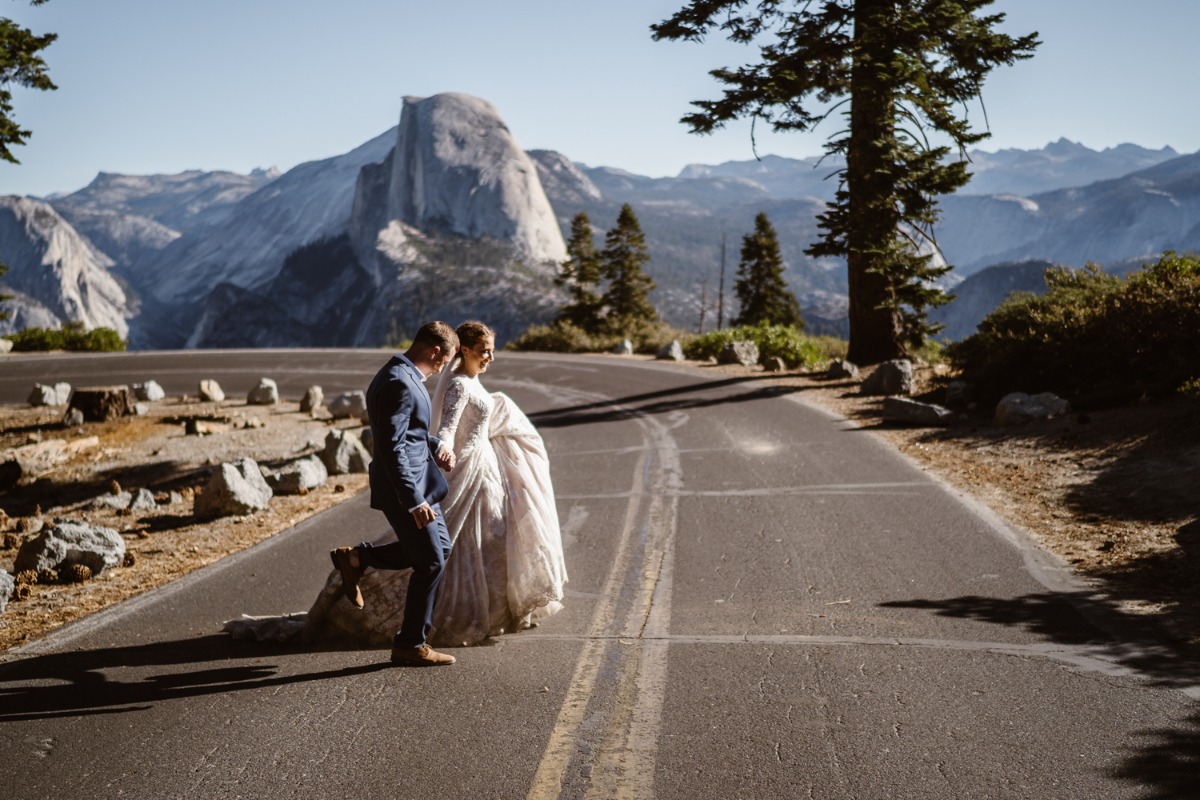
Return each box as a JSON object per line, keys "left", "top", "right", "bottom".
{"left": 1, "top": 350, "right": 1196, "bottom": 800}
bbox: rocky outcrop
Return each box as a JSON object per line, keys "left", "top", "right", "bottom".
{"left": 362, "top": 93, "right": 567, "bottom": 267}
{"left": 718, "top": 341, "right": 759, "bottom": 367}
{"left": 0, "top": 196, "right": 132, "bottom": 338}
{"left": 14, "top": 521, "right": 125, "bottom": 575}
{"left": 194, "top": 458, "right": 273, "bottom": 519}
{"left": 265, "top": 455, "right": 328, "bottom": 495}
{"left": 320, "top": 429, "right": 371, "bottom": 476}
{"left": 54, "top": 168, "right": 280, "bottom": 235}
{"left": 861, "top": 360, "right": 915, "bottom": 396}
{"left": 994, "top": 392, "right": 1071, "bottom": 425}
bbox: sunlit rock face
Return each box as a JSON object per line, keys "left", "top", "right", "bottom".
{"left": 0, "top": 196, "right": 131, "bottom": 338}
{"left": 365, "top": 93, "right": 566, "bottom": 266}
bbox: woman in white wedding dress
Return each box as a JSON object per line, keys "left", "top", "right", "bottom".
{"left": 424, "top": 320, "right": 567, "bottom": 644}
{"left": 225, "top": 321, "right": 566, "bottom": 648}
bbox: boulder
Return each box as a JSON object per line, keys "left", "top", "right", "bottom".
{"left": 762, "top": 357, "right": 787, "bottom": 373}
{"left": 994, "top": 392, "right": 1071, "bottom": 426}
{"left": 62, "top": 407, "right": 85, "bottom": 427}
{"left": 656, "top": 340, "right": 684, "bottom": 361}
{"left": 327, "top": 390, "right": 368, "bottom": 422}
{"left": 320, "top": 429, "right": 372, "bottom": 475}
{"left": 69, "top": 385, "right": 136, "bottom": 422}
{"left": 718, "top": 341, "right": 759, "bottom": 367}
{"left": 247, "top": 377, "right": 280, "bottom": 406}
{"left": 199, "top": 379, "right": 225, "bottom": 402}
{"left": 300, "top": 385, "right": 324, "bottom": 415}
{"left": 827, "top": 359, "right": 860, "bottom": 380}
{"left": 194, "top": 457, "right": 274, "bottom": 519}
{"left": 861, "top": 360, "right": 914, "bottom": 396}
{"left": 882, "top": 396, "right": 954, "bottom": 427}
{"left": 13, "top": 521, "right": 126, "bottom": 576}
{"left": 133, "top": 380, "right": 166, "bottom": 402}
{"left": 28, "top": 382, "right": 72, "bottom": 407}
{"left": 128, "top": 488, "right": 157, "bottom": 511}
{"left": 612, "top": 339, "right": 634, "bottom": 356}
{"left": 89, "top": 490, "right": 133, "bottom": 511}
{"left": 266, "top": 455, "right": 329, "bottom": 495}
{"left": 360, "top": 426, "right": 374, "bottom": 456}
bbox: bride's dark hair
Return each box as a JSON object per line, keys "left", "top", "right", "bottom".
{"left": 456, "top": 320, "right": 495, "bottom": 354}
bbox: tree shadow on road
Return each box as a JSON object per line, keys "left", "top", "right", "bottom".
{"left": 527, "top": 374, "right": 827, "bottom": 429}
{"left": 880, "top": 590, "right": 1200, "bottom": 799}
{"left": 0, "top": 634, "right": 391, "bottom": 722}
{"left": 1108, "top": 705, "right": 1200, "bottom": 800}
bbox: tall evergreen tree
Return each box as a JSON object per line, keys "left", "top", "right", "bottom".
{"left": 733, "top": 212, "right": 803, "bottom": 328}
{"left": 600, "top": 204, "right": 657, "bottom": 328}
{"left": 652, "top": 1, "right": 1038, "bottom": 364}
{"left": 1, "top": 1, "right": 56, "bottom": 164}
{"left": 555, "top": 212, "right": 604, "bottom": 333}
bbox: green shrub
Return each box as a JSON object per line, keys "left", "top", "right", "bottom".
{"left": 8, "top": 322, "right": 127, "bottom": 352}
{"left": 509, "top": 318, "right": 691, "bottom": 355}
{"left": 685, "top": 323, "right": 844, "bottom": 369}
{"left": 946, "top": 253, "right": 1200, "bottom": 403}
{"left": 508, "top": 320, "right": 604, "bottom": 353}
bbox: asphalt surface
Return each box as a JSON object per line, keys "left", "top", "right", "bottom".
{"left": 1, "top": 349, "right": 1197, "bottom": 799}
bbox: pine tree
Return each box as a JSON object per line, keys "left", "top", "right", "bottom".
{"left": 733, "top": 212, "right": 803, "bottom": 328}
{"left": 653, "top": 1, "right": 1038, "bottom": 364}
{"left": 555, "top": 212, "right": 604, "bottom": 333}
{"left": 1, "top": 1, "right": 56, "bottom": 164}
{"left": 600, "top": 204, "right": 657, "bottom": 330}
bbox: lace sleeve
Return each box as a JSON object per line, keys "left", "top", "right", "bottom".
{"left": 436, "top": 376, "right": 469, "bottom": 448}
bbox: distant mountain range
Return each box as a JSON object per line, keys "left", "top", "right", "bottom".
{"left": 1, "top": 92, "right": 1196, "bottom": 348}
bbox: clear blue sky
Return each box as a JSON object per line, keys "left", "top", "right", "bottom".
{"left": 2, "top": 0, "right": 1197, "bottom": 198}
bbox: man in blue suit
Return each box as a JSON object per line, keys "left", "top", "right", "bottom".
{"left": 330, "top": 321, "right": 460, "bottom": 666}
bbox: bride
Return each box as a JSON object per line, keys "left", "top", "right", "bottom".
{"left": 226, "top": 321, "right": 567, "bottom": 647}
{"left": 424, "top": 320, "right": 567, "bottom": 644}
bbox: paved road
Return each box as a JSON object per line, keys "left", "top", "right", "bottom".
{"left": 1, "top": 350, "right": 1197, "bottom": 799}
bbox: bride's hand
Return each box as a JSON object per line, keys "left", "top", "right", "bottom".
{"left": 435, "top": 447, "right": 456, "bottom": 471}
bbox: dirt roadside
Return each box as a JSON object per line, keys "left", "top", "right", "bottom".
{"left": 2, "top": 357, "right": 1197, "bottom": 663}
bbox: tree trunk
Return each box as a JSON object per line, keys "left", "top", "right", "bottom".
{"left": 68, "top": 386, "right": 136, "bottom": 422}
{"left": 845, "top": 0, "right": 905, "bottom": 366}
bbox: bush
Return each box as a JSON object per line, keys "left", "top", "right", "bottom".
{"left": 946, "top": 253, "right": 1200, "bottom": 403}
{"left": 8, "top": 322, "right": 127, "bottom": 352}
{"left": 508, "top": 321, "right": 603, "bottom": 354}
{"left": 684, "top": 323, "right": 844, "bottom": 369}
{"left": 509, "top": 318, "right": 690, "bottom": 355}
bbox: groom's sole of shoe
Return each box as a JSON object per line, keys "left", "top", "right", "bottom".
{"left": 329, "top": 548, "right": 364, "bottom": 609}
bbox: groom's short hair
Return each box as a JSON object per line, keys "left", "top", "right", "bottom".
{"left": 412, "top": 321, "right": 458, "bottom": 353}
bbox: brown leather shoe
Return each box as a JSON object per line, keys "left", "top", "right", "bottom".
{"left": 391, "top": 643, "right": 456, "bottom": 666}
{"left": 329, "top": 547, "right": 364, "bottom": 609}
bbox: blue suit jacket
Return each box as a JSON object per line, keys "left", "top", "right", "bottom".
{"left": 366, "top": 354, "right": 449, "bottom": 519}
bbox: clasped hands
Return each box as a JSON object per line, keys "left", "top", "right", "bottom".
{"left": 410, "top": 447, "right": 457, "bottom": 528}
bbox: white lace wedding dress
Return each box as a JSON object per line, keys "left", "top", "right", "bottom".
{"left": 224, "top": 368, "right": 566, "bottom": 647}
{"left": 428, "top": 371, "right": 567, "bottom": 644}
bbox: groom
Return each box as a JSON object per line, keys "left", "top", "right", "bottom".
{"left": 330, "top": 321, "right": 459, "bottom": 666}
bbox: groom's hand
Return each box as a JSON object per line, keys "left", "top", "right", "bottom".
{"left": 435, "top": 447, "right": 456, "bottom": 471}
{"left": 411, "top": 502, "right": 438, "bottom": 528}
